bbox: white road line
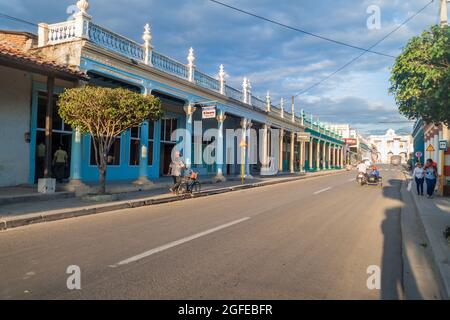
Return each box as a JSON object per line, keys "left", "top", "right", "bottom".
{"left": 110, "top": 217, "right": 250, "bottom": 267}
{"left": 313, "top": 187, "right": 332, "bottom": 195}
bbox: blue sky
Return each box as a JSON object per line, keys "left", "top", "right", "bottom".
{"left": 0, "top": 0, "right": 443, "bottom": 135}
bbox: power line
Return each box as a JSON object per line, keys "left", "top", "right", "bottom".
{"left": 0, "top": 12, "right": 39, "bottom": 27}
{"left": 281, "top": 0, "right": 435, "bottom": 105}
{"left": 208, "top": 0, "right": 396, "bottom": 58}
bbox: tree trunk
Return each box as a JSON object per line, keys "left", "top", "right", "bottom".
{"left": 98, "top": 165, "right": 107, "bottom": 195}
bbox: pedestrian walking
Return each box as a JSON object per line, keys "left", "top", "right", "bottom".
{"left": 169, "top": 151, "right": 186, "bottom": 193}
{"left": 36, "top": 140, "right": 46, "bottom": 181}
{"left": 53, "top": 145, "right": 68, "bottom": 183}
{"left": 424, "top": 159, "right": 438, "bottom": 198}
{"left": 413, "top": 162, "right": 425, "bottom": 196}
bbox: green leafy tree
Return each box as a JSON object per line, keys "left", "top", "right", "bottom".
{"left": 58, "top": 86, "right": 163, "bottom": 194}
{"left": 390, "top": 25, "right": 450, "bottom": 125}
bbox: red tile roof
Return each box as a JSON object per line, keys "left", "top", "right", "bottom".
{"left": 0, "top": 42, "right": 87, "bottom": 79}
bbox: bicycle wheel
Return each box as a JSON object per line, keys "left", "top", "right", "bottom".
{"left": 192, "top": 181, "right": 201, "bottom": 193}
{"left": 176, "top": 183, "right": 188, "bottom": 195}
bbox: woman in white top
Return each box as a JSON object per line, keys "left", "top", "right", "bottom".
{"left": 413, "top": 162, "right": 425, "bottom": 196}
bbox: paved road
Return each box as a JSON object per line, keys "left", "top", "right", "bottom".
{"left": 0, "top": 165, "right": 408, "bottom": 299}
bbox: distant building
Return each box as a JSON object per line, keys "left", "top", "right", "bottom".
{"left": 369, "top": 129, "right": 413, "bottom": 164}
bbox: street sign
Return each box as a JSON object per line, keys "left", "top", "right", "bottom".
{"left": 426, "top": 144, "right": 435, "bottom": 152}
{"left": 439, "top": 140, "right": 448, "bottom": 151}
{"left": 415, "top": 151, "right": 423, "bottom": 158}
{"left": 296, "top": 132, "right": 311, "bottom": 142}
{"left": 202, "top": 106, "right": 216, "bottom": 119}
{"left": 344, "top": 138, "right": 357, "bottom": 146}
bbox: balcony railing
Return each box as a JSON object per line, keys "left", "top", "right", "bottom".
{"left": 152, "top": 51, "right": 189, "bottom": 79}
{"left": 47, "top": 21, "right": 78, "bottom": 45}
{"left": 194, "top": 70, "right": 220, "bottom": 92}
{"left": 88, "top": 23, "right": 145, "bottom": 62}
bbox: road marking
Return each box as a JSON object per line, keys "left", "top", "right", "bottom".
{"left": 313, "top": 187, "right": 332, "bottom": 195}
{"left": 110, "top": 217, "right": 250, "bottom": 267}
{"left": 348, "top": 178, "right": 355, "bottom": 182}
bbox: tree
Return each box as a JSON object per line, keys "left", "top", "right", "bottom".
{"left": 58, "top": 86, "right": 163, "bottom": 194}
{"left": 390, "top": 25, "right": 450, "bottom": 126}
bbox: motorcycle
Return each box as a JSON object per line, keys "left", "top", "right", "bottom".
{"left": 356, "top": 172, "right": 367, "bottom": 186}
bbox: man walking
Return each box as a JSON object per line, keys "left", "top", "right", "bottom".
{"left": 53, "top": 145, "right": 68, "bottom": 183}
{"left": 169, "top": 151, "right": 186, "bottom": 193}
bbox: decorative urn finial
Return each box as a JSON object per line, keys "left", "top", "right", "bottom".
{"left": 143, "top": 23, "right": 152, "bottom": 43}
{"left": 76, "top": 0, "right": 89, "bottom": 14}
{"left": 187, "top": 47, "right": 195, "bottom": 66}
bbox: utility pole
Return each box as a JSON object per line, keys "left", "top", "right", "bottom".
{"left": 440, "top": 0, "right": 449, "bottom": 26}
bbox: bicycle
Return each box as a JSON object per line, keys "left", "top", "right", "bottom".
{"left": 176, "top": 171, "right": 201, "bottom": 195}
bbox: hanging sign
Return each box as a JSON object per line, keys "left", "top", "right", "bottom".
{"left": 202, "top": 106, "right": 217, "bottom": 119}
{"left": 296, "top": 132, "right": 311, "bottom": 142}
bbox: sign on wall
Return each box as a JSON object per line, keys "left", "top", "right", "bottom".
{"left": 344, "top": 138, "right": 357, "bottom": 146}
{"left": 439, "top": 140, "right": 448, "bottom": 151}
{"left": 202, "top": 106, "right": 217, "bottom": 119}
{"left": 296, "top": 132, "right": 311, "bottom": 142}
{"left": 426, "top": 144, "right": 435, "bottom": 152}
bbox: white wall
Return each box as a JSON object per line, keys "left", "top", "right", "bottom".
{"left": 0, "top": 66, "right": 31, "bottom": 187}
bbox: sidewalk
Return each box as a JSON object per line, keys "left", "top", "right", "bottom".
{"left": 407, "top": 178, "right": 450, "bottom": 299}
{"left": 0, "top": 170, "right": 346, "bottom": 230}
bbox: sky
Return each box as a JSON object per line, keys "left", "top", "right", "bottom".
{"left": 0, "top": 0, "right": 444, "bottom": 136}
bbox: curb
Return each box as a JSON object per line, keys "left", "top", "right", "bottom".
{"left": 402, "top": 173, "right": 450, "bottom": 300}
{"left": 1, "top": 170, "right": 346, "bottom": 231}
{"left": 0, "top": 191, "right": 75, "bottom": 206}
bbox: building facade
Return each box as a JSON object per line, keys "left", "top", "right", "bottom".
{"left": 369, "top": 129, "right": 413, "bottom": 164}
{"left": 0, "top": 0, "right": 346, "bottom": 188}
{"left": 423, "top": 123, "right": 450, "bottom": 195}
{"left": 0, "top": 35, "right": 86, "bottom": 187}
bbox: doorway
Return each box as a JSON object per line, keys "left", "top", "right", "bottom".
{"left": 34, "top": 91, "right": 72, "bottom": 182}
{"left": 160, "top": 143, "right": 175, "bottom": 176}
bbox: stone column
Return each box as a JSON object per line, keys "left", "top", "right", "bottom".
{"left": 69, "top": 128, "right": 83, "bottom": 185}
{"left": 290, "top": 132, "right": 295, "bottom": 173}
{"left": 240, "top": 119, "right": 248, "bottom": 178}
{"left": 334, "top": 146, "right": 338, "bottom": 168}
{"left": 184, "top": 102, "right": 196, "bottom": 168}
{"left": 214, "top": 110, "right": 227, "bottom": 182}
{"left": 322, "top": 140, "right": 326, "bottom": 170}
{"left": 316, "top": 139, "right": 321, "bottom": 170}
{"left": 279, "top": 129, "right": 285, "bottom": 172}
{"left": 340, "top": 147, "right": 344, "bottom": 168}
{"left": 299, "top": 139, "right": 304, "bottom": 173}
{"left": 245, "top": 121, "right": 253, "bottom": 178}
{"left": 328, "top": 142, "right": 332, "bottom": 169}
{"left": 309, "top": 138, "right": 313, "bottom": 171}
{"left": 261, "top": 124, "right": 269, "bottom": 174}
{"left": 134, "top": 89, "right": 152, "bottom": 185}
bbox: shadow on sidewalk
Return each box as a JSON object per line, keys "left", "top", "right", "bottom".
{"left": 380, "top": 179, "right": 422, "bottom": 300}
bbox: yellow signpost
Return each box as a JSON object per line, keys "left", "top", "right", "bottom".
{"left": 240, "top": 140, "right": 247, "bottom": 184}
